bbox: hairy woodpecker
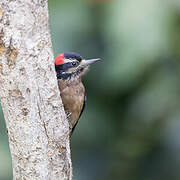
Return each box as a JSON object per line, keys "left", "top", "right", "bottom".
{"left": 55, "top": 52, "right": 100, "bottom": 136}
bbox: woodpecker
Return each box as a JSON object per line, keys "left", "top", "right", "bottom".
{"left": 55, "top": 52, "right": 100, "bottom": 136}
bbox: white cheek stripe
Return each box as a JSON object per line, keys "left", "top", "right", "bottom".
{"left": 64, "top": 59, "right": 77, "bottom": 63}
{"left": 64, "top": 59, "right": 86, "bottom": 65}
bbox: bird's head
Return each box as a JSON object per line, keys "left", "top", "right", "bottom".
{"left": 55, "top": 52, "right": 100, "bottom": 80}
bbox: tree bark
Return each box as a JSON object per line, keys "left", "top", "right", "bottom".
{"left": 0, "top": 1, "right": 72, "bottom": 180}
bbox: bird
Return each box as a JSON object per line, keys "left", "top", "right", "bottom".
{"left": 55, "top": 52, "right": 100, "bottom": 136}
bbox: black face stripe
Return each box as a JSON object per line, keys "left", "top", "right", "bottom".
{"left": 56, "top": 66, "right": 84, "bottom": 80}
{"left": 64, "top": 52, "right": 83, "bottom": 62}
{"left": 56, "top": 72, "right": 71, "bottom": 80}
{"left": 55, "top": 62, "right": 73, "bottom": 72}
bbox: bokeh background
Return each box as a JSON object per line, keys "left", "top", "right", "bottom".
{"left": 1, "top": 0, "right": 180, "bottom": 179}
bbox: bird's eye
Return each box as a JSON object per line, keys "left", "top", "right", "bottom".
{"left": 72, "top": 61, "right": 78, "bottom": 66}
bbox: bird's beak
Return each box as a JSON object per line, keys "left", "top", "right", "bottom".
{"left": 81, "top": 58, "right": 101, "bottom": 67}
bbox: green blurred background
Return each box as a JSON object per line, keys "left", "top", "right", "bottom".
{"left": 1, "top": 0, "right": 180, "bottom": 179}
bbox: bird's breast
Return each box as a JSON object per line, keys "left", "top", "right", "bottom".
{"left": 58, "top": 79, "right": 85, "bottom": 128}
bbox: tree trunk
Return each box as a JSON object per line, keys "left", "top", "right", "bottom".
{"left": 0, "top": 1, "right": 72, "bottom": 179}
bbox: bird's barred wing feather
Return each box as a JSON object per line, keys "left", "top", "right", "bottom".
{"left": 71, "top": 93, "right": 86, "bottom": 136}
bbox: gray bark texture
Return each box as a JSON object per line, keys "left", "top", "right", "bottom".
{"left": 0, "top": 0, "right": 72, "bottom": 180}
